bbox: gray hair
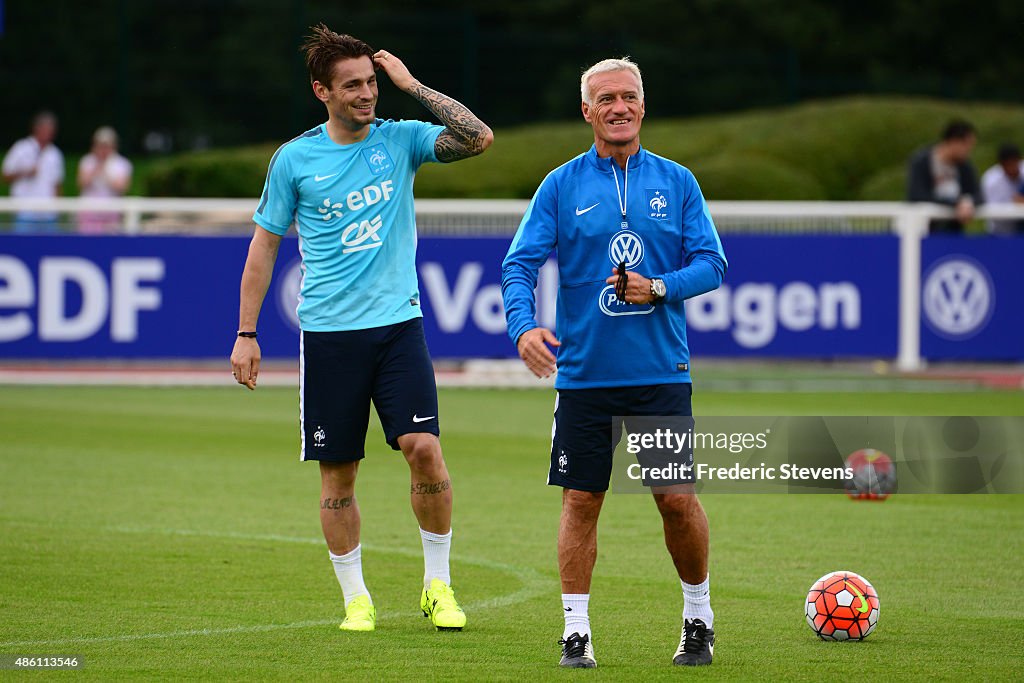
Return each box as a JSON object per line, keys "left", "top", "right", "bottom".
{"left": 93, "top": 126, "right": 119, "bottom": 146}
{"left": 580, "top": 57, "right": 644, "bottom": 105}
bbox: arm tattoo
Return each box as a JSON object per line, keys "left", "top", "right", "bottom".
{"left": 321, "top": 496, "right": 353, "bottom": 510}
{"left": 408, "top": 83, "right": 491, "bottom": 162}
{"left": 411, "top": 479, "right": 451, "bottom": 495}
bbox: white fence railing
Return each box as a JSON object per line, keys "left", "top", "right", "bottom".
{"left": 2, "top": 196, "right": 1022, "bottom": 233}
{"left": 3, "top": 197, "right": 1023, "bottom": 372}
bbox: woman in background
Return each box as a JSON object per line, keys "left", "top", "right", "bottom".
{"left": 77, "top": 126, "right": 132, "bottom": 234}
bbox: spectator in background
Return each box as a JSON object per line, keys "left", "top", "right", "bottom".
{"left": 906, "top": 119, "right": 982, "bottom": 234}
{"left": 1, "top": 111, "right": 64, "bottom": 233}
{"left": 980, "top": 143, "right": 1024, "bottom": 236}
{"left": 77, "top": 126, "right": 133, "bottom": 234}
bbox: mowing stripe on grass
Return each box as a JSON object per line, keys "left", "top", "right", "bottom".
{"left": 0, "top": 526, "right": 555, "bottom": 648}
{"left": 0, "top": 619, "right": 343, "bottom": 648}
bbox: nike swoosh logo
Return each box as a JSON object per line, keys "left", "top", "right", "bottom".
{"left": 575, "top": 203, "right": 600, "bottom": 216}
{"left": 564, "top": 607, "right": 572, "bottom": 612}
{"left": 314, "top": 173, "right": 338, "bottom": 182}
{"left": 845, "top": 581, "right": 870, "bottom": 613}
{"left": 412, "top": 415, "right": 435, "bottom": 423}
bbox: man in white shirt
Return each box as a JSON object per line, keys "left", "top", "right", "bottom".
{"left": 980, "top": 143, "right": 1024, "bottom": 236}
{"left": 2, "top": 111, "right": 65, "bottom": 232}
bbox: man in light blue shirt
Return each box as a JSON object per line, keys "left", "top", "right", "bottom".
{"left": 230, "top": 24, "right": 492, "bottom": 634}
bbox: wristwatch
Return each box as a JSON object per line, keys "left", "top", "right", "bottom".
{"left": 650, "top": 278, "right": 666, "bottom": 300}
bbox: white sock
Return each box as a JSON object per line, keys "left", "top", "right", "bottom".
{"left": 420, "top": 528, "right": 452, "bottom": 588}
{"left": 681, "top": 575, "right": 713, "bottom": 628}
{"left": 329, "top": 545, "right": 370, "bottom": 606}
{"left": 562, "top": 593, "right": 591, "bottom": 639}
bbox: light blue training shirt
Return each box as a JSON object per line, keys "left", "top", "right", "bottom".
{"left": 253, "top": 118, "right": 443, "bottom": 331}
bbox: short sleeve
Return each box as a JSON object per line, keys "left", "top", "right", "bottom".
{"left": 2, "top": 140, "right": 30, "bottom": 174}
{"left": 110, "top": 156, "right": 133, "bottom": 184}
{"left": 49, "top": 149, "right": 65, "bottom": 183}
{"left": 253, "top": 144, "right": 298, "bottom": 235}
{"left": 401, "top": 120, "right": 445, "bottom": 167}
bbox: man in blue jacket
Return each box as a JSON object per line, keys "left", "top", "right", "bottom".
{"left": 501, "top": 57, "right": 727, "bottom": 669}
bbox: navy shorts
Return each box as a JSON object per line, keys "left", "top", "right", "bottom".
{"left": 549, "top": 383, "right": 694, "bottom": 492}
{"left": 300, "top": 318, "right": 439, "bottom": 462}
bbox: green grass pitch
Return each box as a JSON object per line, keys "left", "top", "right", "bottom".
{"left": 1, "top": 385, "right": 1021, "bottom": 680}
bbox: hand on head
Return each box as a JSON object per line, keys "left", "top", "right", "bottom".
{"left": 372, "top": 50, "right": 416, "bottom": 91}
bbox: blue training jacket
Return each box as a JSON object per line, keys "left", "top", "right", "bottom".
{"left": 501, "top": 145, "right": 727, "bottom": 389}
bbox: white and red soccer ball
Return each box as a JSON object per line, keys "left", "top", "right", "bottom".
{"left": 805, "top": 571, "right": 880, "bottom": 641}
{"left": 844, "top": 449, "right": 896, "bottom": 500}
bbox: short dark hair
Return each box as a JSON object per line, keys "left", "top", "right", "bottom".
{"left": 31, "top": 110, "right": 56, "bottom": 128}
{"left": 301, "top": 24, "right": 374, "bottom": 88}
{"left": 997, "top": 143, "right": 1021, "bottom": 162}
{"left": 941, "top": 119, "right": 976, "bottom": 141}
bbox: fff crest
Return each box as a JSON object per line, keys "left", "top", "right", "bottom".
{"left": 362, "top": 144, "right": 393, "bottom": 175}
{"left": 646, "top": 188, "right": 670, "bottom": 220}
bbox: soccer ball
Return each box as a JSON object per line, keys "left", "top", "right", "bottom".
{"left": 844, "top": 448, "right": 896, "bottom": 500}
{"left": 805, "top": 571, "right": 879, "bottom": 641}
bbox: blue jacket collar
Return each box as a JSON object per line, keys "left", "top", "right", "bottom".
{"left": 586, "top": 143, "right": 648, "bottom": 170}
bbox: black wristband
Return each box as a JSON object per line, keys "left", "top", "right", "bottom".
{"left": 237, "top": 331, "right": 257, "bottom": 338}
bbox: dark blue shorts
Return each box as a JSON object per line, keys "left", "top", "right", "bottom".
{"left": 549, "top": 384, "right": 694, "bottom": 492}
{"left": 300, "top": 318, "right": 439, "bottom": 462}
